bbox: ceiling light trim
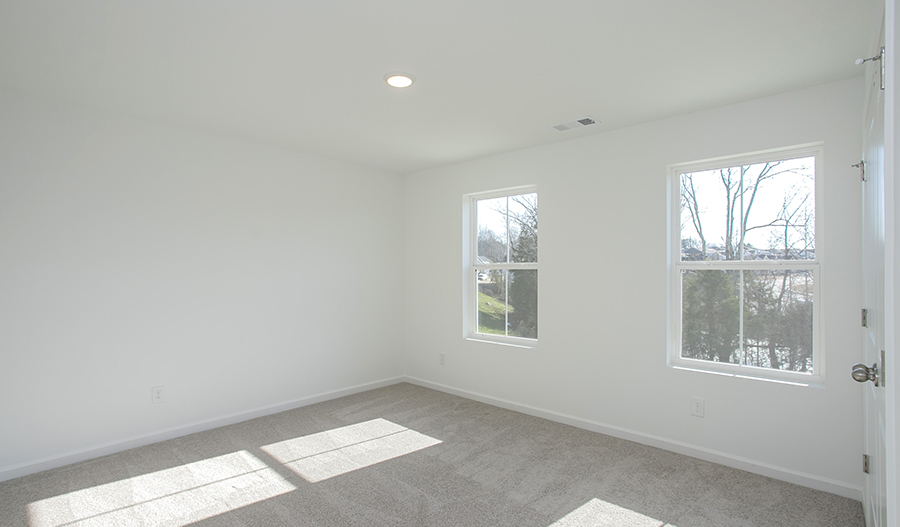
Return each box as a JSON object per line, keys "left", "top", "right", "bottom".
{"left": 384, "top": 72, "right": 416, "bottom": 88}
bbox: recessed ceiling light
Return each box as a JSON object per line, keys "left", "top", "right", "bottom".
{"left": 384, "top": 72, "right": 415, "bottom": 88}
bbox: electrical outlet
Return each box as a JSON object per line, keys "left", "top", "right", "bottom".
{"left": 439, "top": 353, "right": 446, "bottom": 366}
{"left": 691, "top": 397, "right": 704, "bottom": 417}
{"left": 152, "top": 385, "right": 165, "bottom": 404}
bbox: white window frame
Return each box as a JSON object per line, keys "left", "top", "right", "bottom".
{"left": 667, "top": 143, "right": 824, "bottom": 385}
{"left": 463, "top": 186, "right": 538, "bottom": 348}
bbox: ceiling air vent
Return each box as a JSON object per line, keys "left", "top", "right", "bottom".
{"left": 551, "top": 116, "right": 597, "bottom": 132}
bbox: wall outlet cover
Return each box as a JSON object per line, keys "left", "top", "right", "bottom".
{"left": 691, "top": 397, "right": 704, "bottom": 417}
{"left": 152, "top": 385, "right": 165, "bottom": 404}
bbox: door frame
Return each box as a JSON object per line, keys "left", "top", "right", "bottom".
{"left": 882, "top": 1, "right": 897, "bottom": 526}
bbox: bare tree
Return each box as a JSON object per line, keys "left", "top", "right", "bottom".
{"left": 680, "top": 161, "right": 806, "bottom": 260}
{"left": 680, "top": 173, "right": 707, "bottom": 256}
{"left": 477, "top": 226, "right": 506, "bottom": 263}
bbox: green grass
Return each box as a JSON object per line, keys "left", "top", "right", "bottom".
{"left": 478, "top": 291, "right": 511, "bottom": 335}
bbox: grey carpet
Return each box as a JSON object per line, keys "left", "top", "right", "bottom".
{"left": 0, "top": 383, "right": 864, "bottom": 526}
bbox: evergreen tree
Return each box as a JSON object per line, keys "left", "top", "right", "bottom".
{"left": 508, "top": 195, "right": 537, "bottom": 338}
{"left": 681, "top": 270, "right": 740, "bottom": 363}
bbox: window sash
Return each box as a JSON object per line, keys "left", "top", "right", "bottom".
{"left": 674, "top": 265, "right": 819, "bottom": 373}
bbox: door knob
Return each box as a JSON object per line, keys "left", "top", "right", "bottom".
{"left": 852, "top": 363, "right": 879, "bottom": 386}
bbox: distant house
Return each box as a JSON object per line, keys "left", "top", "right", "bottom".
{"left": 682, "top": 247, "right": 704, "bottom": 261}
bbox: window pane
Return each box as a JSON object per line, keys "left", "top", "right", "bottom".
{"left": 477, "top": 269, "right": 507, "bottom": 335}
{"left": 743, "top": 269, "right": 814, "bottom": 372}
{"left": 477, "top": 197, "right": 508, "bottom": 264}
{"left": 680, "top": 169, "right": 740, "bottom": 261}
{"left": 681, "top": 269, "right": 740, "bottom": 364}
{"left": 508, "top": 270, "right": 537, "bottom": 338}
{"left": 740, "top": 158, "right": 815, "bottom": 261}
{"left": 508, "top": 193, "right": 538, "bottom": 263}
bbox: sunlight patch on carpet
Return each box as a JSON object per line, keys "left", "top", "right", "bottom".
{"left": 549, "top": 498, "right": 673, "bottom": 527}
{"left": 27, "top": 450, "right": 295, "bottom": 527}
{"left": 261, "top": 418, "right": 441, "bottom": 482}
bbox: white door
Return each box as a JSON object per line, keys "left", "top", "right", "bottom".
{"left": 859, "top": 34, "right": 888, "bottom": 527}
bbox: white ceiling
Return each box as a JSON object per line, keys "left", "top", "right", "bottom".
{"left": 0, "top": 1, "right": 880, "bottom": 174}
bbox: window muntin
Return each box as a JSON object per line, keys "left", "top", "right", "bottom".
{"left": 671, "top": 148, "right": 820, "bottom": 381}
{"left": 470, "top": 190, "right": 538, "bottom": 342}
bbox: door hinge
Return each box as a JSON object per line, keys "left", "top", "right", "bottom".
{"left": 863, "top": 454, "right": 871, "bottom": 474}
{"left": 852, "top": 160, "right": 866, "bottom": 182}
{"left": 862, "top": 308, "right": 869, "bottom": 327}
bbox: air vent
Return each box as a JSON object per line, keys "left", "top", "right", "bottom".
{"left": 551, "top": 116, "right": 597, "bottom": 132}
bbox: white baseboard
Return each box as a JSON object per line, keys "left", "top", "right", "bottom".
{"left": 1, "top": 374, "right": 864, "bottom": 503}
{"left": 0, "top": 376, "right": 404, "bottom": 483}
{"left": 403, "top": 376, "right": 863, "bottom": 502}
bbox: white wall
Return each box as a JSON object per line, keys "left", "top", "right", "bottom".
{"left": 403, "top": 78, "right": 865, "bottom": 496}
{"left": 0, "top": 91, "right": 404, "bottom": 477}
{"left": 0, "top": 77, "right": 868, "bottom": 496}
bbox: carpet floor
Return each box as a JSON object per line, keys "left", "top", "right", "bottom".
{"left": 0, "top": 382, "right": 865, "bottom": 527}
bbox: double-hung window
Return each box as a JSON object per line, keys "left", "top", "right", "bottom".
{"left": 669, "top": 145, "right": 821, "bottom": 382}
{"left": 466, "top": 188, "right": 538, "bottom": 344}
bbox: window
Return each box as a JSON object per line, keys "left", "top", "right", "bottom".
{"left": 669, "top": 145, "right": 821, "bottom": 382}
{"left": 465, "top": 188, "right": 538, "bottom": 344}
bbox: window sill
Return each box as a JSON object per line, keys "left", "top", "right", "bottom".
{"left": 465, "top": 335, "right": 537, "bottom": 349}
{"left": 670, "top": 363, "right": 824, "bottom": 388}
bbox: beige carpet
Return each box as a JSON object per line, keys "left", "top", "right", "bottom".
{"left": 0, "top": 383, "right": 864, "bottom": 526}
